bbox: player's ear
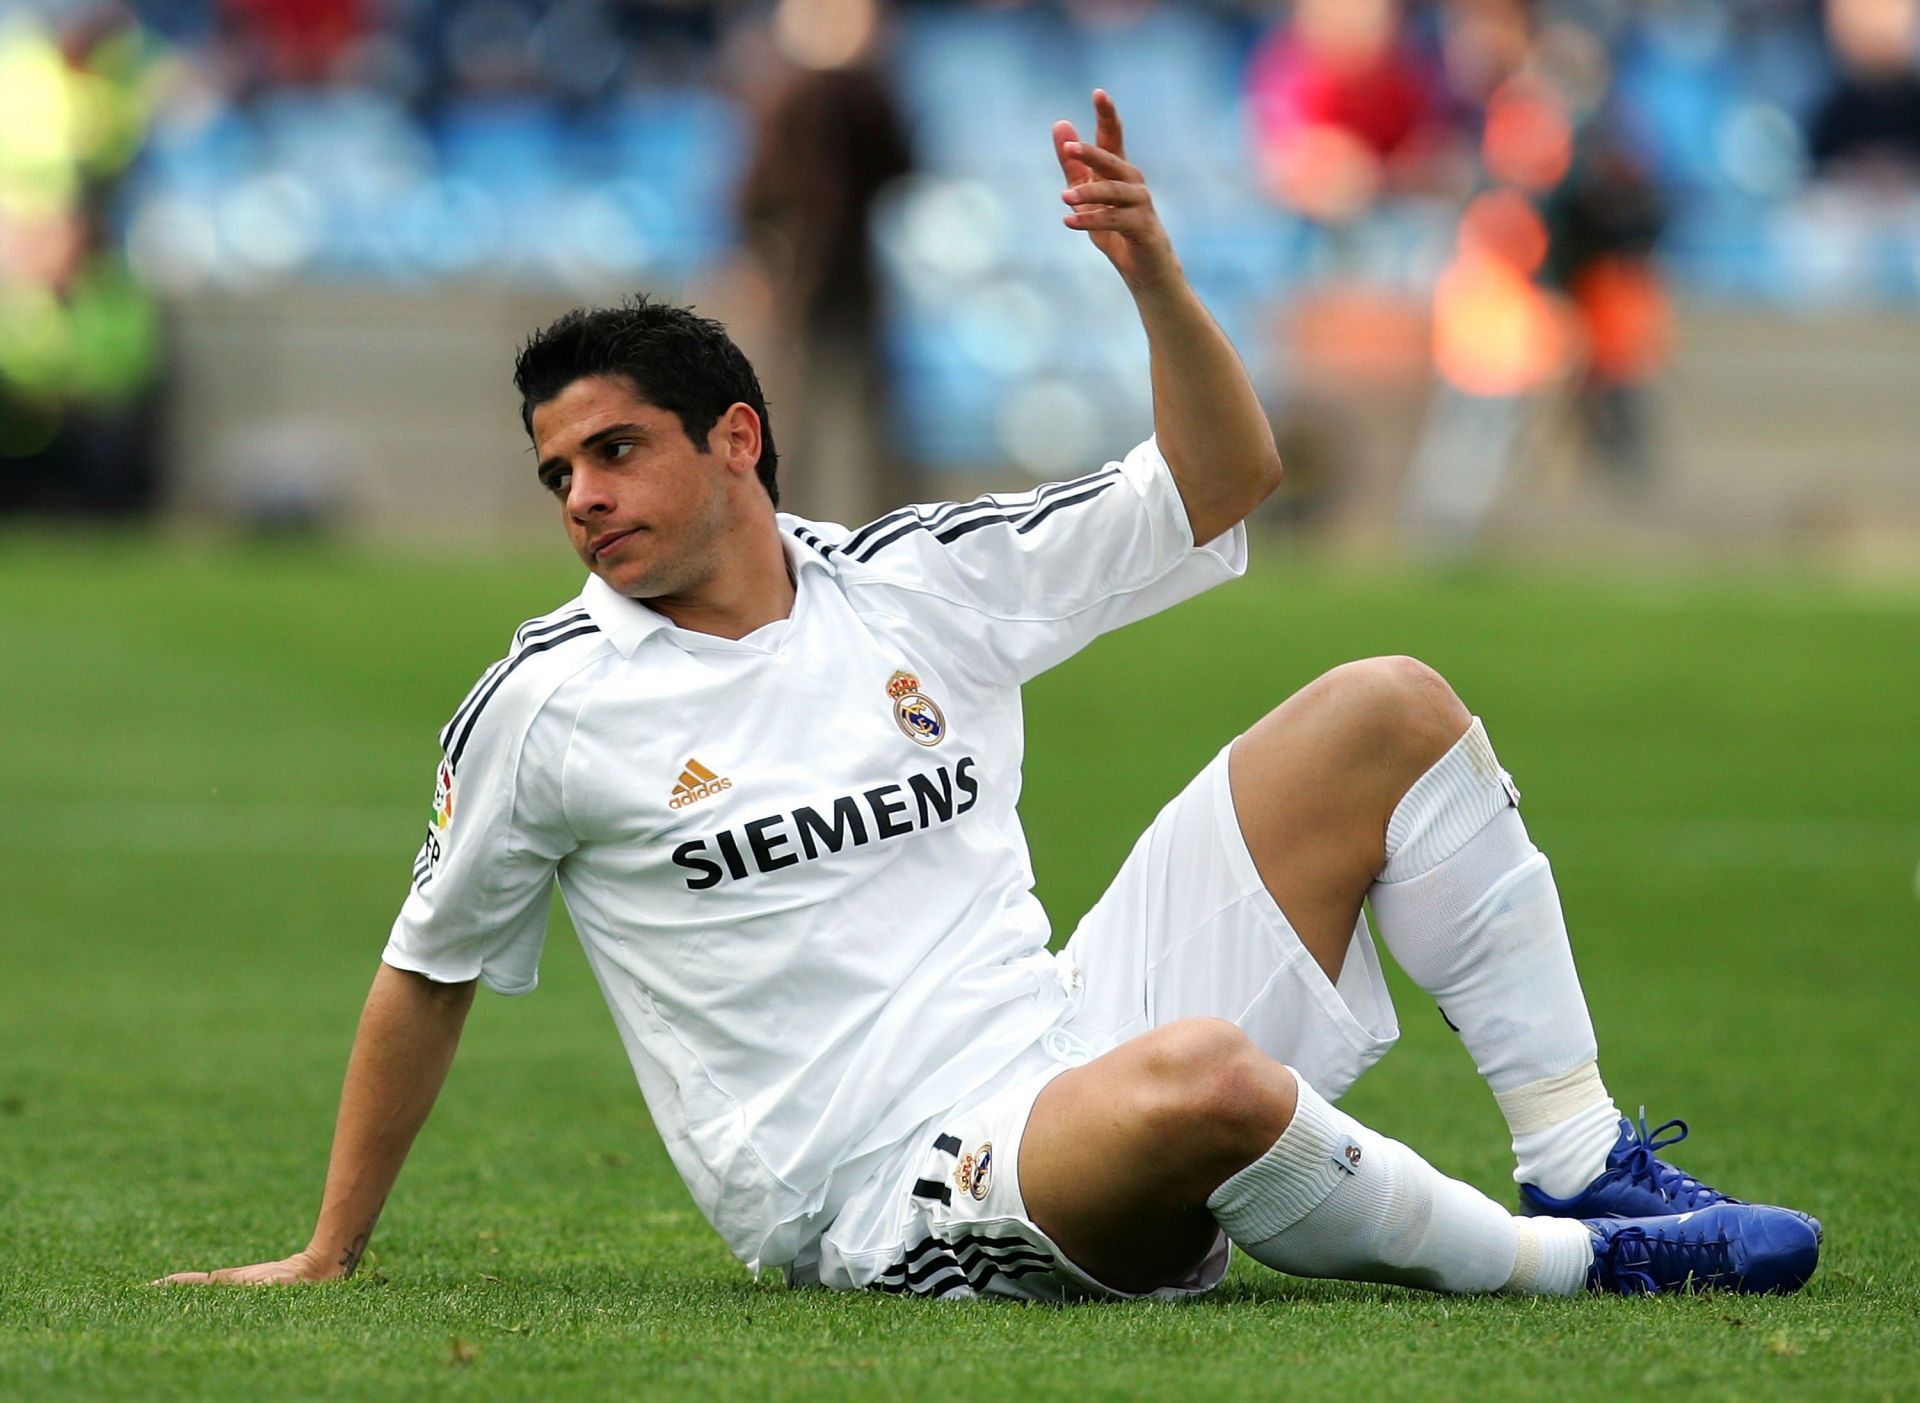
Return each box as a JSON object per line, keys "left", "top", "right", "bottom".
{"left": 717, "top": 402, "right": 764, "bottom": 480}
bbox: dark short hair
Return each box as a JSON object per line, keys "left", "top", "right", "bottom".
{"left": 514, "top": 294, "right": 779, "bottom": 506}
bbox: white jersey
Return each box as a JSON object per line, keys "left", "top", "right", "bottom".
{"left": 383, "top": 437, "right": 1247, "bottom": 1270}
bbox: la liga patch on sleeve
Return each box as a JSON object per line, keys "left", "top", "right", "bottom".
{"left": 425, "top": 758, "right": 458, "bottom": 871}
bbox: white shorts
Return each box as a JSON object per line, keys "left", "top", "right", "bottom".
{"left": 799, "top": 739, "right": 1401, "bottom": 1300}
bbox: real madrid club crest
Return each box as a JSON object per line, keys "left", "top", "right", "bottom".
{"left": 887, "top": 669, "right": 946, "bottom": 747}
{"left": 954, "top": 1141, "right": 993, "bottom": 1201}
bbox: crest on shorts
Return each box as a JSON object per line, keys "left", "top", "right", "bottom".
{"left": 954, "top": 1141, "right": 993, "bottom": 1200}
{"left": 887, "top": 669, "right": 946, "bottom": 747}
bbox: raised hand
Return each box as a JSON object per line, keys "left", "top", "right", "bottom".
{"left": 1053, "top": 89, "right": 1180, "bottom": 292}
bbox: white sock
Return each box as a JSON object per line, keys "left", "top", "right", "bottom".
{"left": 1205, "top": 1074, "right": 1593, "bottom": 1296}
{"left": 1367, "top": 718, "right": 1621, "bottom": 1195}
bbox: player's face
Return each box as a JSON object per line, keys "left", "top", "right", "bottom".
{"left": 531, "top": 375, "right": 738, "bottom": 600}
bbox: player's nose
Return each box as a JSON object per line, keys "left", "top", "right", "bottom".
{"left": 566, "top": 462, "right": 615, "bottom": 519}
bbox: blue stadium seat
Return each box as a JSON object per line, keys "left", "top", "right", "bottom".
{"left": 587, "top": 89, "right": 744, "bottom": 273}
{"left": 436, "top": 95, "right": 569, "bottom": 196}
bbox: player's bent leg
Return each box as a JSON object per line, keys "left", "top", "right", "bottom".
{"left": 1016, "top": 1018, "right": 1817, "bottom": 1298}
{"left": 1205, "top": 1071, "right": 1600, "bottom": 1295}
{"left": 1036, "top": 661, "right": 1821, "bottom": 1295}
{"left": 1240, "top": 657, "right": 1813, "bottom": 1230}
{"left": 1227, "top": 656, "right": 1472, "bottom": 985}
{"left": 1227, "top": 656, "right": 1625, "bottom": 1205}
{"left": 1018, "top": 1017, "right": 1594, "bottom": 1297}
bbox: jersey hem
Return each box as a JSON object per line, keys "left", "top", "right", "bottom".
{"left": 378, "top": 950, "right": 538, "bottom": 997}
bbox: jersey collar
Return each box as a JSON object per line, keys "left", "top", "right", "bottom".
{"left": 579, "top": 530, "right": 836, "bottom": 658}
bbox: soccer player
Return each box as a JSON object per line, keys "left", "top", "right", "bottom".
{"left": 159, "top": 93, "right": 1819, "bottom": 1301}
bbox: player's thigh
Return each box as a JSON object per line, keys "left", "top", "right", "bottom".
{"left": 1228, "top": 658, "right": 1471, "bottom": 976}
{"left": 1061, "top": 741, "right": 1399, "bottom": 1101}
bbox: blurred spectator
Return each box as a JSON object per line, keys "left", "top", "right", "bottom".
{"left": 1436, "top": 0, "right": 1533, "bottom": 120}
{"left": 732, "top": 0, "right": 912, "bottom": 526}
{"left": 1246, "top": 0, "right": 1458, "bottom": 529}
{"left": 1405, "top": 0, "right": 1671, "bottom": 540}
{"left": 1248, "top": 0, "right": 1454, "bottom": 224}
{"left": 221, "top": 0, "right": 366, "bottom": 88}
{"left": 0, "top": 6, "right": 166, "bottom": 516}
{"left": 1544, "top": 129, "right": 1670, "bottom": 482}
{"left": 1810, "top": 0, "right": 1920, "bottom": 185}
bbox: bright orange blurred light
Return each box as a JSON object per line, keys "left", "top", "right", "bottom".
{"left": 1573, "top": 256, "right": 1671, "bottom": 384}
{"left": 1482, "top": 77, "right": 1572, "bottom": 191}
{"left": 1433, "top": 247, "right": 1571, "bottom": 396}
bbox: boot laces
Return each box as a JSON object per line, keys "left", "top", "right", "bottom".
{"left": 1605, "top": 1107, "right": 1726, "bottom": 1211}
{"left": 1595, "top": 1219, "right": 1735, "bottom": 1294}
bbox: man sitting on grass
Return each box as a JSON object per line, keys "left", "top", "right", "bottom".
{"left": 160, "top": 92, "right": 1820, "bottom": 1302}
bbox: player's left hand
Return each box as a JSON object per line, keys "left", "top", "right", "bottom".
{"left": 148, "top": 1247, "right": 340, "bottom": 1286}
{"left": 1054, "top": 90, "right": 1180, "bottom": 293}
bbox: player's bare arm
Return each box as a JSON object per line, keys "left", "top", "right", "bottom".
{"left": 154, "top": 964, "right": 473, "bottom": 1284}
{"left": 1056, "top": 90, "right": 1282, "bottom": 545}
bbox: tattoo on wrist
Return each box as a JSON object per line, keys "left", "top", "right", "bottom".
{"left": 338, "top": 1203, "right": 383, "bottom": 1277}
{"left": 339, "top": 1227, "right": 371, "bottom": 1276}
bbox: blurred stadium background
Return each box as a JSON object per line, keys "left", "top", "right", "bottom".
{"left": 5, "top": 6, "right": 1920, "bottom": 1393}
{"left": 4, "top": 0, "right": 1917, "bottom": 548}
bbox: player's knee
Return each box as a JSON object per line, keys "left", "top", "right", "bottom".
{"left": 1132, "top": 1019, "right": 1294, "bottom": 1162}
{"left": 1317, "top": 655, "right": 1469, "bottom": 773}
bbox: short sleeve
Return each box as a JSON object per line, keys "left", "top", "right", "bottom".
{"left": 382, "top": 666, "right": 579, "bottom": 996}
{"left": 821, "top": 438, "right": 1246, "bottom": 684}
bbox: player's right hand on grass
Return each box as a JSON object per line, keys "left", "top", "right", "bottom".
{"left": 151, "top": 1248, "right": 341, "bottom": 1286}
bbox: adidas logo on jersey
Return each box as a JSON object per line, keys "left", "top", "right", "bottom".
{"left": 669, "top": 758, "right": 732, "bottom": 809}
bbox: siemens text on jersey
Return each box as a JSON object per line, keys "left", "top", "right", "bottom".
{"left": 671, "top": 757, "right": 980, "bottom": 889}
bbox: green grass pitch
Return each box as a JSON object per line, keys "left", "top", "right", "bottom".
{"left": 1, "top": 535, "right": 1916, "bottom": 1400}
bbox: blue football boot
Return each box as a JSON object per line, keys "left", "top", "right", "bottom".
{"left": 1584, "top": 1204, "right": 1821, "bottom": 1295}
{"left": 1523, "top": 1109, "right": 1770, "bottom": 1218}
